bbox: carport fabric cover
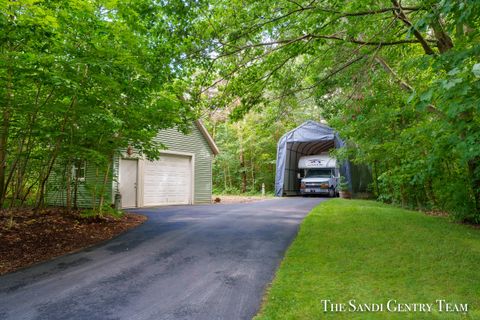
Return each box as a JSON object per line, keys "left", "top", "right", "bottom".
{"left": 275, "top": 121, "right": 351, "bottom": 196}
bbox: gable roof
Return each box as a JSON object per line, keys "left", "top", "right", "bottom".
{"left": 195, "top": 120, "right": 220, "bottom": 155}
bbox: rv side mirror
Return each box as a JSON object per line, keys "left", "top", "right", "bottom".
{"left": 297, "top": 172, "right": 302, "bottom": 179}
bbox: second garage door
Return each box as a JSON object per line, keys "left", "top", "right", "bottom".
{"left": 143, "top": 153, "right": 193, "bottom": 206}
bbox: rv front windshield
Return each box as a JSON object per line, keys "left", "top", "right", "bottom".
{"left": 305, "top": 169, "right": 332, "bottom": 178}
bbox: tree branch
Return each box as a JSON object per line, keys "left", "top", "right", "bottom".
{"left": 317, "top": 6, "right": 421, "bottom": 17}
{"left": 215, "top": 3, "right": 422, "bottom": 51}
{"left": 391, "top": 0, "right": 435, "bottom": 55}
{"left": 274, "top": 54, "right": 368, "bottom": 99}
{"left": 374, "top": 56, "right": 413, "bottom": 92}
{"left": 308, "top": 34, "right": 434, "bottom": 46}
{"left": 374, "top": 55, "right": 445, "bottom": 117}
{"left": 218, "top": 33, "right": 435, "bottom": 58}
{"left": 217, "top": 34, "right": 310, "bottom": 58}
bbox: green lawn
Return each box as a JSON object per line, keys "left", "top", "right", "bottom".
{"left": 255, "top": 199, "right": 480, "bottom": 320}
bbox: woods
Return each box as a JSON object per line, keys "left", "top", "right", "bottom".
{"left": 207, "top": 104, "right": 323, "bottom": 194}
{"left": 1, "top": 0, "right": 480, "bottom": 222}
{"left": 198, "top": 0, "right": 480, "bottom": 222}
{"left": 2, "top": 1, "right": 480, "bottom": 316}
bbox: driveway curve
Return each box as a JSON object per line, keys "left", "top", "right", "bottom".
{"left": 0, "top": 197, "right": 325, "bottom": 320}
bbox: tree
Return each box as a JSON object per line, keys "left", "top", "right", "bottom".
{"left": 196, "top": 0, "right": 480, "bottom": 221}
{"left": 0, "top": 0, "right": 205, "bottom": 212}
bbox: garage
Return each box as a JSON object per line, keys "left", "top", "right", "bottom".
{"left": 115, "top": 120, "right": 218, "bottom": 209}
{"left": 143, "top": 153, "right": 193, "bottom": 206}
{"left": 46, "top": 120, "right": 218, "bottom": 209}
{"left": 119, "top": 152, "right": 194, "bottom": 208}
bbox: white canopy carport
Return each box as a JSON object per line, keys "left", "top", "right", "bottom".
{"left": 275, "top": 121, "right": 364, "bottom": 196}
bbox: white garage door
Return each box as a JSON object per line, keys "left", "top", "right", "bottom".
{"left": 143, "top": 153, "right": 192, "bottom": 206}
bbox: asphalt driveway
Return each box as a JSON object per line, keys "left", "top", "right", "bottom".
{"left": 0, "top": 197, "right": 325, "bottom": 320}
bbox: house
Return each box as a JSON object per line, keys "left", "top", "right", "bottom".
{"left": 46, "top": 120, "right": 219, "bottom": 208}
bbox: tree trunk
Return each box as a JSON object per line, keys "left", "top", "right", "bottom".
{"left": 20, "top": 180, "right": 36, "bottom": 206}
{"left": 223, "top": 165, "right": 227, "bottom": 190}
{"left": 468, "top": 158, "right": 480, "bottom": 217}
{"left": 35, "top": 152, "right": 59, "bottom": 210}
{"left": 0, "top": 113, "right": 11, "bottom": 206}
{"left": 15, "top": 149, "right": 32, "bottom": 204}
{"left": 372, "top": 160, "right": 379, "bottom": 197}
{"left": 35, "top": 95, "right": 77, "bottom": 210}
{"left": 391, "top": 0, "right": 435, "bottom": 55}
{"left": 91, "top": 167, "right": 99, "bottom": 211}
{"left": 0, "top": 68, "right": 13, "bottom": 207}
{"left": 98, "top": 161, "right": 111, "bottom": 215}
{"left": 65, "top": 162, "right": 72, "bottom": 212}
{"left": 240, "top": 149, "right": 247, "bottom": 193}
{"left": 431, "top": 18, "right": 454, "bottom": 53}
{"left": 73, "top": 166, "right": 80, "bottom": 210}
{"left": 425, "top": 177, "right": 437, "bottom": 207}
{"left": 8, "top": 86, "right": 42, "bottom": 204}
{"left": 5, "top": 139, "right": 24, "bottom": 203}
{"left": 400, "top": 184, "right": 407, "bottom": 207}
{"left": 227, "top": 163, "right": 232, "bottom": 189}
{"left": 250, "top": 156, "right": 255, "bottom": 192}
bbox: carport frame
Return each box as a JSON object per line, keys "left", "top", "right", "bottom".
{"left": 275, "top": 121, "right": 351, "bottom": 197}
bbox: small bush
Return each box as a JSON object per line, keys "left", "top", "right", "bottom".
{"left": 80, "top": 205, "right": 124, "bottom": 219}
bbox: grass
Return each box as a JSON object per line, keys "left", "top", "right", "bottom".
{"left": 255, "top": 199, "right": 480, "bottom": 319}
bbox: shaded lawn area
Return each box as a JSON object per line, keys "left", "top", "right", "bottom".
{"left": 255, "top": 199, "right": 480, "bottom": 319}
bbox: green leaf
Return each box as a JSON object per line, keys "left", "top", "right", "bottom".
{"left": 442, "top": 78, "right": 463, "bottom": 90}
{"left": 420, "top": 90, "right": 433, "bottom": 102}
{"left": 406, "top": 91, "right": 416, "bottom": 104}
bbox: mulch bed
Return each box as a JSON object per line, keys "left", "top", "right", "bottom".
{"left": 0, "top": 207, "right": 146, "bottom": 276}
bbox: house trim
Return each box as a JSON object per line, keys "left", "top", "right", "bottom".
{"left": 195, "top": 120, "right": 220, "bottom": 155}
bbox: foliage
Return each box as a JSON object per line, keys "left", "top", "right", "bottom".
{"left": 81, "top": 205, "right": 124, "bottom": 219}
{"left": 3, "top": 0, "right": 479, "bottom": 223}
{"left": 195, "top": 0, "right": 480, "bottom": 222}
{"left": 256, "top": 199, "right": 480, "bottom": 319}
{"left": 0, "top": 0, "right": 204, "bottom": 213}
{"left": 338, "top": 176, "right": 350, "bottom": 192}
{"left": 206, "top": 102, "right": 324, "bottom": 193}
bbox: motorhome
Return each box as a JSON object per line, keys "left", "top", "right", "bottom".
{"left": 298, "top": 153, "right": 339, "bottom": 197}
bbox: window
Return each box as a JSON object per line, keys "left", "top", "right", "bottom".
{"left": 305, "top": 168, "right": 333, "bottom": 178}
{"left": 72, "top": 160, "right": 86, "bottom": 181}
